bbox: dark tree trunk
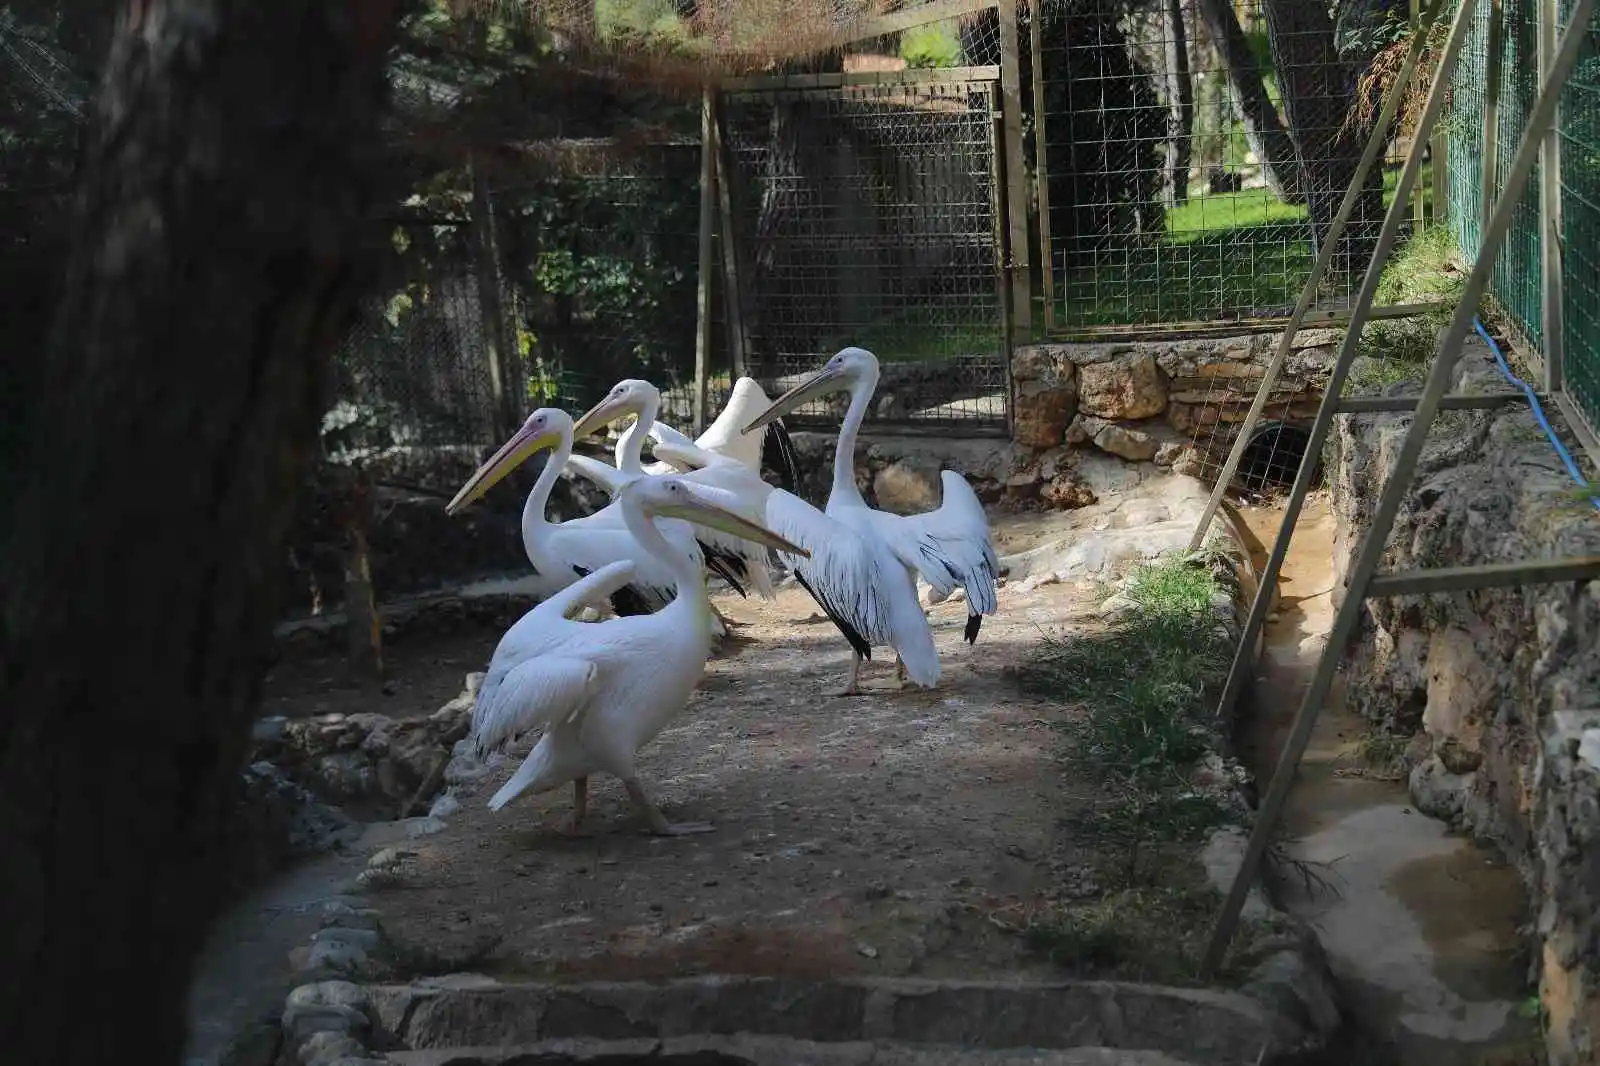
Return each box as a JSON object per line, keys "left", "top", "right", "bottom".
{"left": 0, "top": 1, "right": 404, "bottom": 1062}
{"left": 1263, "top": 0, "right": 1386, "bottom": 278}
{"left": 1162, "top": 0, "right": 1196, "bottom": 207}
{"left": 1194, "top": 0, "right": 1302, "bottom": 202}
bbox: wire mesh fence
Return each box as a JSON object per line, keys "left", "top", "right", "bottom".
{"left": 1444, "top": 0, "right": 1600, "bottom": 453}
{"left": 718, "top": 71, "right": 1011, "bottom": 432}
{"left": 1030, "top": 0, "right": 1421, "bottom": 332}
{"left": 1556, "top": 0, "right": 1600, "bottom": 446}
{"left": 324, "top": 219, "right": 510, "bottom": 494}
{"left": 496, "top": 142, "right": 717, "bottom": 433}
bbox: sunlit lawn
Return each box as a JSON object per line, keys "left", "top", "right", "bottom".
{"left": 1055, "top": 162, "right": 1437, "bottom": 330}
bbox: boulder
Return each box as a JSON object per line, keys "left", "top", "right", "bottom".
{"left": 1077, "top": 351, "right": 1168, "bottom": 420}
{"left": 1092, "top": 424, "right": 1158, "bottom": 462}
{"left": 253, "top": 673, "right": 482, "bottom": 819}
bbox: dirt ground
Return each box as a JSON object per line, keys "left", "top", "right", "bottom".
{"left": 281, "top": 564, "right": 1118, "bottom": 985}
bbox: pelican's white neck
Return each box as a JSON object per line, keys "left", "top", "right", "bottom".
{"left": 831, "top": 366, "right": 878, "bottom": 506}
{"left": 521, "top": 429, "right": 573, "bottom": 561}
{"left": 613, "top": 389, "right": 663, "bottom": 477}
{"left": 619, "top": 493, "right": 711, "bottom": 630}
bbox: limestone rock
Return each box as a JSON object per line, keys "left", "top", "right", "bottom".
{"left": 1331, "top": 344, "right": 1600, "bottom": 1066}
{"left": 1041, "top": 474, "right": 1097, "bottom": 510}
{"left": 229, "top": 762, "right": 356, "bottom": 891}
{"left": 252, "top": 675, "right": 479, "bottom": 817}
{"left": 1002, "top": 473, "right": 1040, "bottom": 503}
{"left": 1064, "top": 414, "right": 1107, "bottom": 445}
{"left": 1012, "top": 376, "right": 1079, "bottom": 449}
{"left": 1092, "top": 424, "right": 1158, "bottom": 462}
{"left": 1077, "top": 352, "right": 1168, "bottom": 420}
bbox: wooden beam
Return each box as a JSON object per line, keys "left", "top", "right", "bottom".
{"left": 823, "top": 0, "right": 1000, "bottom": 48}
{"left": 1030, "top": 0, "right": 1056, "bottom": 331}
{"left": 721, "top": 65, "right": 999, "bottom": 93}
{"left": 694, "top": 88, "right": 716, "bottom": 436}
{"left": 710, "top": 96, "right": 749, "bottom": 378}
{"left": 997, "top": 0, "right": 1032, "bottom": 332}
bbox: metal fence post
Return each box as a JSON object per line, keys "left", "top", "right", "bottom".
{"left": 1538, "top": 0, "right": 1565, "bottom": 395}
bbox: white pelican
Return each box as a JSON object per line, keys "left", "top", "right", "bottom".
{"left": 562, "top": 375, "right": 800, "bottom": 496}
{"left": 457, "top": 474, "right": 810, "bottom": 835}
{"left": 742, "top": 347, "right": 999, "bottom": 677}
{"left": 568, "top": 379, "right": 783, "bottom": 600}
{"left": 446, "top": 409, "right": 754, "bottom": 631}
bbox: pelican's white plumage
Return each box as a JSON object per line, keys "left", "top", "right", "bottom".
{"left": 740, "top": 346, "right": 999, "bottom": 691}
{"left": 465, "top": 475, "right": 810, "bottom": 833}
{"left": 445, "top": 409, "right": 743, "bottom": 630}
{"left": 568, "top": 379, "right": 786, "bottom": 600}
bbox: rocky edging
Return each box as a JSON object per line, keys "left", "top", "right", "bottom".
{"left": 1327, "top": 349, "right": 1600, "bottom": 1065}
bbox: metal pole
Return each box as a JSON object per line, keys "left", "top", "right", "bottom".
{"left": 1195, "top": 0, "right": 1481, "bottom": 800}
{"left": 1186, "top": 0, "right": 1446, "bottom": 552}
{"left": 1200, "top": 0, "right": 1597, "bottom": 978}
{"left": 1538, "top": 0, "right": 1565, "bottom": 395}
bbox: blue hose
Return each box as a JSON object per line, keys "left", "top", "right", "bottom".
{"left": 1471, "top": 316, "right": 1600, "bottom": 513}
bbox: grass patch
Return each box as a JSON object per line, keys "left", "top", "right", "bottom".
{"left": 1022, "top": 876, "right": 1221, "bottom": 982}
{"left": 1349, "top": 223, "right": 1465, "bottom": 392}
{"left": 1019, "top": 554, "right": 1230, "bottom": 781}
{"left": 1057, "top": 163, "right": 1437, "bottom": 328}
{"left": 1015, "top": 554, "right": 1250, "bottom": 983}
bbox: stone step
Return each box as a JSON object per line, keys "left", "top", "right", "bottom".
{"left": 385, "top": 1035, "right": 1205, "bottom": 1066}
{"left": 324, "top": 974, "right": 1300, "bottom": 1066}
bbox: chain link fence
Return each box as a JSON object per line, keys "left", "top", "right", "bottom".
{"left": 1444, "top": 0, "right": 1600, "bottom": 454}
{"left": 719, "top": 71, "right": 1012, "bottom": 432}
{"left": 1029, "top": 0, "right": 1417, "bottom": 332}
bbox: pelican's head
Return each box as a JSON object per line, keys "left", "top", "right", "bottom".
{"left": 623, "top": 475, "right": 811, "bottom": 559}
{"left": 571, "top": 378, "right": 660, "bottom": 441}
{"left": 445, "top": 408, "right": 571, "bottom": 515}
{"left": 740, "top": 346, "right": 879, "bottom": 434}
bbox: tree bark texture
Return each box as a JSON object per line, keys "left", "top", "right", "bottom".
{"left": 0, "top": 0, "right": 404, "bottom": 1061}
{"left": 1161, "top": 0, "right": 1195, "bottom": 207}
{"left": 1263, "top": 0, "right": 1386, "bottom": 277}
{"left": 1194, "top": 0, "right": 1302, "bottom": 203}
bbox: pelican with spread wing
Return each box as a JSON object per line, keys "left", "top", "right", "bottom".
{"left": 456, "top": 467, "right": 810, "bottom": 836}
{"left": 742, "top": 346, "right": 999, "bottom": 689}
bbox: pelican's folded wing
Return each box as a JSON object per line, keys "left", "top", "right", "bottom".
{"left": 764, "top": 490, "right": 892, "bottom": 652}
{"left": 868, "top": 471, "right": 999, "bottom": 616}
{"left": 470, "top": 655, "right": 599, "bottom": 758}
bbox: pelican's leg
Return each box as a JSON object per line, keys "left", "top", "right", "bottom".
{"left": 895, "top": 657, "right": 909, "bottom": 689}
{"left": 561, "top": 776, "right": 589, "bottom": 835}
{"left": 625, "top": 777, "right": 714, "bottom": 837}
{"left": 833, "top": 655, "right": 864, "bottom": 697}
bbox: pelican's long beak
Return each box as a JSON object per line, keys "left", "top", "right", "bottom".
{"left": 571, "top": 394, "right": 635, "bottom": 442}
{"left": 656, "top": 483, "right": 811, "bottom": 559}
{"left": 445, "top": 424, "right": 563, "bottom": 515}
{"left": 740, "top": 365, "right": 848, "bottom": 435}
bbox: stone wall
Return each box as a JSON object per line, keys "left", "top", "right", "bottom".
{"left": 1327, "top": 344, "right": 1600, "bottom": 1065}
{"left": 784, "top": 329, "right": 1335, "bottom": 517}
{"left": 1010, "top": 330, "right": 1335, "bottom": 466}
